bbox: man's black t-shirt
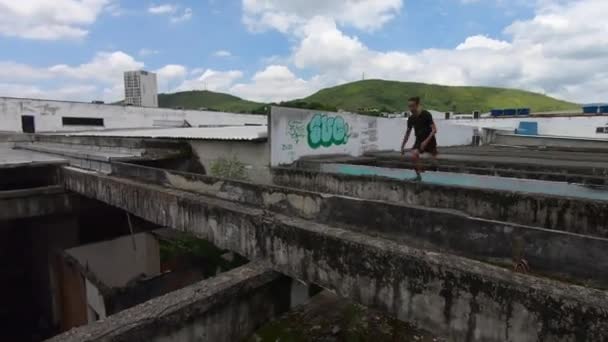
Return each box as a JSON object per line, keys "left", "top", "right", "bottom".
{"left": 407, "top": 110, "right": 434, "bottom": 141}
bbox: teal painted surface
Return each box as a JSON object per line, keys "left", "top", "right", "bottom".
{"left": 322, "top": 163, "right": 608, "bottom": 201}
{"left": 516, "top": 121, "right": 538, "bottom": 136}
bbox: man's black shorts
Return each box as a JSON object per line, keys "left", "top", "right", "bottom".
{"left": 413, "top": 137, "right": 438, "bottom": 155}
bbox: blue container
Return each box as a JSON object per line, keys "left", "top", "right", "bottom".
{"left": 504, "top": 108, "right": 517, "bottom": 116}
{"left": 516, "top": 121, "right": 538, "bottom": 136}
{"left": 599, "top": 106, "right": 608, "bottom": 114}
{"left": 583, "top": 106, "right": 599, "bottom": 114}
{"left": 490, "top": 109, "right": 503, "bottom": 117}
{"left": 517, "top": 108, "right": 531, "bottom": 116}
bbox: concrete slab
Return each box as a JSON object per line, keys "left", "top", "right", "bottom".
{"left": 15, "top": 143, "right": 141, "bottom": 162}
{"left": 368, "top": 147, "right": 608, "bottom": 172}
{"left": 61, "top": 167, "right": 608, "bottom": 342}
{"left": 110, "top": 162, "right": 608, "bottom": 288}
{"left": 272, "top": 168, "right": 608, "bottom": 238}
{"left": 0, "top": 145, "right": 66, "bottom": 169}
{"left": 47, "top": 262, "right": 291, "bottom": 342}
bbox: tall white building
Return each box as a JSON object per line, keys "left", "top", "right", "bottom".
{"left": 124, "top": 70, "right": 158, "bottom": 107}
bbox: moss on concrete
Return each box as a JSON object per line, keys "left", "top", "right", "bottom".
{"left": 247, "top": 292, "right": 445, "bottom": 342}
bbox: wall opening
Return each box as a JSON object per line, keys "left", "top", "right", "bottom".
{"left": 22, "top": 115, "right": 35, "bottom": 133}
{"left": 62, "top": 117, "right": 104, "bottom": 127}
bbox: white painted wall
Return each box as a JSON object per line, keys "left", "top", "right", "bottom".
{"left": 67, "top": 233, "right": 160, "bottom": 288}
{"left": 270, "top": 107, "right": 474, "bottom": 166}
{"left": 85, "top": 278, "right": 106, "bottom": 321}
{"left": 0, "top": 97, "right": 267, "bottom": 133}
{"left": 456, "top": 116, "right": 608, "bottom": 139}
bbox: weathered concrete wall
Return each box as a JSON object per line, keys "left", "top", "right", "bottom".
{"left": 189, "top": 140, "right": 270, "bottom": 183}
{"left": 31, "top": 216, "right": 81, "bottom": 333}
{"left": 0, "top": 165, "right": 61, "bottom": 190}
{"left": 62, "top": 167, "right": 608, "bottom": 341}
{"left": 111, "top": 162, "right": 608, "bottom": 287}
{"left": 0, "top": 186, "right": 74, "bottom": 220}
{"left": 272, "top": 168, "right": 608, "bottom": 239}
{"left": 67, "top": 233, "right": 161, "bottom": 288}
{"left": 48, "top": 262, "right": 291, "bottom": 342}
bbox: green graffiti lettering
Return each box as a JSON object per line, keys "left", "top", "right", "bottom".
{"left": 307, "top": 113, "right": 350, "bottom": 149}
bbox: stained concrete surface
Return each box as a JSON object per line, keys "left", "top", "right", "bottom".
{"left": 322, "top": 163, "right": 608, "bottom": 201}
{"left": 61, "top": 167, "right": 608, "bottom": 341}
{"left": 272, "top": 167, "right": 608, "bottom": 238}
{"left": 362, "top": 146, "right": 608, "bottom": 182}
{"left": 249, "top": 291, "right": 446, "bottom": 342}
{"left": 110, "top": 162, "right": 608, "bottom": 288}
{"left": 48, "top": 262, "right": 291, "bottom": 342}
{"left": 0, "top": 144, "right": 66, "bottom": 169}
{"left": 0, "top": 186, "right": 74, "bottom": 220}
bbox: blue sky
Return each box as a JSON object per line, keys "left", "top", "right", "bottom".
{"left": 0, "top": 0, "right": 606, "bottom": 103}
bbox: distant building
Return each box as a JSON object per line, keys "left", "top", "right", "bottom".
{"left": 124, "top": 70, "right": 158, "bottom": 107}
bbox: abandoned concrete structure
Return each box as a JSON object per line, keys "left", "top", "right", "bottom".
{"left": 1, "top": 106, "right": 608, "bottom": 341}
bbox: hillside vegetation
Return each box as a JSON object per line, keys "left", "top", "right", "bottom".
{"left": 301, "top": 80, "right": 578, "bottom": 113}
{"left": 157, "top": 80, "right": 579, "bottom": 114}
{"left": 158, "top": 90, "right": 263, "bottom": 113}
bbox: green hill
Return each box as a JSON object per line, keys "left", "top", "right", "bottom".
{"left": 300, "top": 80, "right": 578, "bottom": 113}
{"left": 158, "top": 90, "right": 264, "bottom": 113}
{"left": 157, "top": 80, "right": 579, "bottom": 115}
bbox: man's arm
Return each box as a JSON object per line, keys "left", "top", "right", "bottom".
{"left": 421, "top": 122, "right": 437, "bottom": 149}
{"left": 401, "top": 127, "right": 411, "bottom": 154}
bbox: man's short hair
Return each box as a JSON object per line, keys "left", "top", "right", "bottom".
{"left": 408, "top": 96, "right": 421, "bottom": 105}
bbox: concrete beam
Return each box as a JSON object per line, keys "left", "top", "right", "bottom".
{"left": 0, "top": 186, "right": 74, "bottom": 220}
{"left": 272, "top": 168, "right": 608, "bottom": 239}
{"left": 494, "top": 133, "right": 608, "bottom": 150}
{"left": 47, "top": 262, "right": 291, "bottom": 342}
{"left": 112, "top": 162, "right": 608, "bottom": 287}
{"left": 365, "top": 159, "right": 608, "bottom": 185}
{"left": 62, "top": 167, "right": 608, "bottom": 342}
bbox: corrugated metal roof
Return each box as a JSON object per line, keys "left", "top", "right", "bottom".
{"left": 65, "top": 126, "right": 268, "bottom": 141}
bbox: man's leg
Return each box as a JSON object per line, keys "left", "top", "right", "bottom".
{"left": 411, "top": 149, "right": 422, "bottom": 180}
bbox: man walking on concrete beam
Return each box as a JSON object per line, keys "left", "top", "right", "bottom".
{"left": 401, "top": 96, "right": 438, "bottom": 181}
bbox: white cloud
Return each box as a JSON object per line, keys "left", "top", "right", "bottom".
{"left": 230, "top": 65, "right": 325, "bottom": 102}
{"left": 0, "top": 83, "right": 99, "bottom": 100}
{"left": 105, "top": 2, "right": 126, "bottom": 17}
{"left": 148, "top": 4, "right": 176, "bottom": 14}
{"left": 149, "top": 4, "right": 192, "bottom": 22}
{"left": 242, "top": 0, "right": 403, "bottom": 33}
{"left": 456, "top": 35, "right": 511, "bottom": 50}
{"left": 213, "top": 50, "right": 233, "bottom": 57}
{"left": 0, "top": 0, "right": 110, "bottom": 40}
{"left": 239, "top": 0, "right": 608, "bottom": 103}
{"left": 48, "top": 51, "right": 143, "bottom": 83}
{"left": 0, "top": 51, "right": 146, "bottom": 102}
{"left": 176, "top": 69, "right": 244, "bottom": 92}
{"left": 155, "top": 64, "right": 188, "bottom": 92}
{"left": 170, "top": 7, "right": 192, "bottom": 23}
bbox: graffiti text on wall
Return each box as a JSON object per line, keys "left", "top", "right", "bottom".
{"left": 287, "top": 120, "right": 306, "bottom": 144}
{"left": 307, "top": 114, "right": 350, "bottom": 149}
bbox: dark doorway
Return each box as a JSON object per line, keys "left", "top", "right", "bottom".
{"left": 22, "top": 115, "right": 35, "bottom": 133}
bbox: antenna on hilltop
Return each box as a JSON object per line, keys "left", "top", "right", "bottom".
{"left": 362, "top": 72, "right": 365, "bottom": 81}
